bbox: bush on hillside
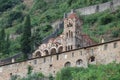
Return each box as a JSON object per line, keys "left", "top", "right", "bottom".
{"left": 0, "top": 0, "right": 22, "bottom": 12}
{"left": 56, "top": 63, "right": 120, "bottom": 80}
{"left": 99, "top": 13, "right": 114, "bottom": 25}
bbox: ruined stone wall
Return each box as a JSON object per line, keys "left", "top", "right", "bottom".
{"left": 76, "top": 0, "right": 120, "bottom": 15}
{"left": 0, "top": 39, "right": 120, "bottom": 80}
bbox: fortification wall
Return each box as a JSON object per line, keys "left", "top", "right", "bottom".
{"left": 76, "top": 0, "right": 120, "bottom": 15}
{"left": 0, "top": 39, "right": 120, "bottom": 80}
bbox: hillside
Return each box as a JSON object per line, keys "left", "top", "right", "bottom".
{"left": 82, "top": 8, "right": 120, "bottom": 42}
{"left": 0, "top": 0, "right": 118, "bottom": 59}
{"left": 55, "top": 63, "right": 120, "bottom": 80}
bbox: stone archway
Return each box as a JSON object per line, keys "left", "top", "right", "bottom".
{"left": 76, "top": 59, "right": 83, "bottom": 67}
{"left": 89, "top": 56, "right": 95, "bottom": 64}
{"left": 44, "top": 50, "right": 49, "bottom": 56}
{"left": 50, "top": 48, "right": 57, "bottom": 54}
{"left": 58, "top": 46, "right": 63, "bottom": 53}
{"left": 64, "top": 62, "right": 71, "bottom": 67}
{"left": 35, "top": 51, "right": 41, "bottom": 58}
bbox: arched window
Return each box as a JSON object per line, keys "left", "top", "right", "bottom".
{"left": 35, "top": 51, "right": 41, "bottom": 57}
{"left": 76, "top": 59, "right": 83, "bottom": 67}
{"left": 44, "top": 50, "right": 49, "bottom": 55}
{"left": 50, "top": 48, "right": 57, "bottom": 54}
{"left": 89, "top": 56, "right": 95, "bottom": 62}
{"left": 64, "top": 62, "right": 71, "bottom": 67}
{"left": 58, "top": 46, "right": 63, "bottom": 53}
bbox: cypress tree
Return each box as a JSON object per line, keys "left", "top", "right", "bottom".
{"left": 31, "top": 28, "right": 42, "bottom": 51}
{"left": 3, "top": 34, "right": 10, "bottom": 55}
{"left": 21, "top": 14, "right": 31, "bottom": 59}
{"left": 0, "top": 28, "right": 5, "bottom": 54}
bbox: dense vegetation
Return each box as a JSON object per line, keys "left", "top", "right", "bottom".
{"left": 82, "top": 8, "right": 120, "bottom": 42}
{"left": 21, "top": 15, "right": 32, "bottom": 59}
{"left": 10, "top": 72, "right": 45, "bottom": 80}
{"left": 55, "top": 63, "right": 120, "bottom": 80}
{"left": 0, "top": 0, "right": 116, "bottom": 59}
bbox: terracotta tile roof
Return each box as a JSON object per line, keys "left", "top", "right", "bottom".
{"left": 68, "top": 13, "right": 79, "bottom": 19}
{"left": 48, "top": 38, "right": 55, "bottom": 42}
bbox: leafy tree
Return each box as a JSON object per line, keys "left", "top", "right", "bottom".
{"left": 21, "top": 14, "right": 32, "bottom": 59}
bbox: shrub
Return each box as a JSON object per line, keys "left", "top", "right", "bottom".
{"left": 112, "top": 29, "right": 120, "bottom": 38}
{"left": 99, "top": 13, "right": 114, "bottom": 25}
{"left": 55, "top": 63, "right": 120, "bottom": 80}
{"left": 27, "top": 65, "right": 33, "bottom": 75}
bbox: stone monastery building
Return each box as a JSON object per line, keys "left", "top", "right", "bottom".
{"left": 33, "top": 10, "right": 95, "bottom": 58}
{"left": 1, "top": 10, "right": 120, "bottom": 80}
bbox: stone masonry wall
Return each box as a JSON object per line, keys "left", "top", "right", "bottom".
{"left": 0, "top": 39, "right": 120, "bottom": 80}
{"left": 76, "top": 0, "right": 120, "bottom": 15}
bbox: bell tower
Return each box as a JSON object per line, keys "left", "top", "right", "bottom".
{"left": 63, "top": 10, "right": 82, "bottom": 51}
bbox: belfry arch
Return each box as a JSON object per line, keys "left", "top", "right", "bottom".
{"left": 35, "top": 51, "right": 41, "bottom": 57}
{"left": 44, "top": 50, "right": 49, "bottom": 56}
{"left": 64, "top": 61, "right": 71, "bottom": 67}
{"left": 58, "top": 46, "right": 63, "bottom": 53}
{"left": 50, "top": 48, "right": 57, "bottom": 54}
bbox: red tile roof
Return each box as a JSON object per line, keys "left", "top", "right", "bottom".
{"left": 68, "top": 13, "right": 79, "bottom": 19}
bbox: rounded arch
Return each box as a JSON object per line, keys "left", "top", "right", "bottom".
{"left": 76, "top": 59, "right": 83, "bottom": 66}
{"left": 64, "top": 61, "right": 71, "bottom": 67}
{"left": 35, "top": 51, "right": 41, "bottom": 58}
{"left": 89, "top": 56, "right": 95, "bottom": 62}
{"left": 44, "top": 49, "right": 49, "bottom": 56}
{"left": 50, "top": 48, "right": 57, "bottom": 54}
{"left": 58, "top": 46, "right": 63, "bottom": 53}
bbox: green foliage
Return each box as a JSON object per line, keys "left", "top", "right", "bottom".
{"left": 82, "top": 9, "right": 120, "bottom": 42}
{"left": 21, "top": 14, "right": 32, "bottom": 59}
{"left": 0, "top": 28, "right": 11, "bottom": 57}
{"left": 0, "top": 0, "right": 22, "bottom": 12}
{"left": 0, "top": 0, "right": 116, "bottom": 59}
{"left": 112, "top": 29, "right": 120, "bottom": 38}
{"left": 27, "top": 65, "right": 33, "bottom": 75}
{"left": 19, "top": 72, "right": 44, "bottom": 80}
{"left": 3, "top": 34, "right": 11, "bottom": 54}
{"left": 99, "top": 13, "right": 114, "bottom": 25}
{"left": 56, "top": 63, "right": 120, "bottom": 80}
{"left": 0, "top": 10, "right": 24, "bottom": 28}
{"left": 10, "top": 75, "right": 19, "bottom": 80}
{"left": 31, "top": 27, "right": 42, "bottom": 51}
{"left": 49, "top": 74, "right": 54, "bottom": 80}
{"left": 30, "top": 0, "right": 111, "bottom": 24}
